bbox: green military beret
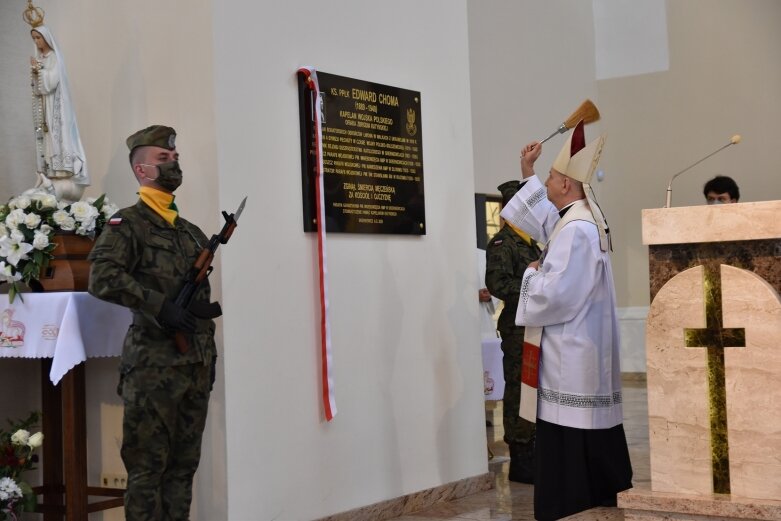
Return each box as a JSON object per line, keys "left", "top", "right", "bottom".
{"left": 126, "top": 125, "right": 177, "bottom": 152}
{"left": 497, "top": 180, "right": 521, "bottom": 202}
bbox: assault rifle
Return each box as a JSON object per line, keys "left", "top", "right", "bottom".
{"left": 173, "top": 196, "right": 247, "bottom": 353}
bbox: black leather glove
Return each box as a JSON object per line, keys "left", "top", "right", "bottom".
{"left": 157, "top": 299, "right": 197, "bottom": 333}
{"left": 188, "top": 300, "right": 223, "bottom": 320}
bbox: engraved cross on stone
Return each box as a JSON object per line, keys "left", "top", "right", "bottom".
{"left": 684, "top": 263, "right": 745, "bottom": 495}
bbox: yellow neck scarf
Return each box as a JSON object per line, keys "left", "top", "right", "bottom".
{"left": 139, "top": 186, "right": 178, "bottom": 226}
{"left": 506, "top": 222, "right": 533, "bottom": 245}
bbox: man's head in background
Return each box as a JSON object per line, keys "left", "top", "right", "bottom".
{"left": 704, "top": 175, "right": 740, "bottom": 204}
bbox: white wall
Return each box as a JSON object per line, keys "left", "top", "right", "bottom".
{"left": 0, "top": 5, "right": 36, "bottom": 203}
{"left": 468, "top": 0, "right": 600, "bottom": 197}
{"left": 212, "top": 1, "right": 486, "bottom": 519}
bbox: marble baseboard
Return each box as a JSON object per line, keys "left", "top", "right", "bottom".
{"left": 314, "top": 472, "right": 493, "bottom": 521}
{"left": 619, "top": 487, "right": 781, "bottom": 520}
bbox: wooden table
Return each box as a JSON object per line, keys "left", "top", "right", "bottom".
{"left": 0, "top": 292, "right": 132, "bottom": 520}
{"left": 36, "top": 360, "right": 125, "bottom": 519}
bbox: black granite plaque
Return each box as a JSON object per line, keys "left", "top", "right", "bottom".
{"left": 298, "top": 71, "right": 425, "bottom": 234}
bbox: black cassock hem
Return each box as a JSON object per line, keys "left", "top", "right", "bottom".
{"left": 533, "top": 418, "right": 633, "bottom": 521}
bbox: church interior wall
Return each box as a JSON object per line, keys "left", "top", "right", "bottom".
{"left": 2, "top": 1, "right": 780, "bottom": 520}
{"left": 595, "top": 0, "right": 781, "bottom": 310}
{"left": 469, "top": 0, "right": 781, "bottom": 311}
{"left": 468, "top": 0, "right": 781, "bottom": 377}
{"left": 211, "top": 1, "right": 486, "bottom": 518}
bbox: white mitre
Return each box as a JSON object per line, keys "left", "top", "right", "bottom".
{"left": 551, "top": 120, "right": 611, "bottom": 251}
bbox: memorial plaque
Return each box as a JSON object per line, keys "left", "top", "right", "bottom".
{"left": 298, "top": 71, "right": 425, "bottom": 234}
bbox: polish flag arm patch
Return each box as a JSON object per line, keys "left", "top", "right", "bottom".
{"left": 108, "top": 217, "right": 123, "bottom": 225}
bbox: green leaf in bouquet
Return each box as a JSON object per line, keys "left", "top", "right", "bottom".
{"left": 19, "top": 481, "right": 37, "bottom": 512}
{"left": 93, "top": 194, "right": 106, "bottom": 211}
{"left": 22, "top": 262, "right": 37, "bottom": 278}
{"left": 8, "top": 284, "right": 18, "bottom": 303}
{"left": 19, "top": 224, "right": 34, "bottom": 242}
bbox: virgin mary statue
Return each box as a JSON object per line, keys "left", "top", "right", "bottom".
{"left": 27, "top": 3, "right": 89, "bottom": 202}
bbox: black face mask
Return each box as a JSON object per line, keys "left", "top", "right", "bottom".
{"left": 153, "top": 160, "right": 183, "bottom": 192}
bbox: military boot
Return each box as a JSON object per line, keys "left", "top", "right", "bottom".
{"left": 508, "top": 440, "right": 535, "bottom": 484}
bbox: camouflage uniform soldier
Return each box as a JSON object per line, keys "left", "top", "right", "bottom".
{"left": 88, "top": 125, "right": 219, "bottom": 520}
{"left": 485, "top": 180, "right": 541, "bottom": 484}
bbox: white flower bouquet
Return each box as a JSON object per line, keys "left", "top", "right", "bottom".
{"left": 0, "top": 412, "right": 42, "bottom": 520}
{"left": 0, "top": 193, "right": 118, "bottom": 302}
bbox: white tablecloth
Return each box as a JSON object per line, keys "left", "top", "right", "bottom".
{"left": 482, "top": 337, "right": 504, "bottom": 401}
{"left": 0, "top": 292, "right": 131, "bottom": 384}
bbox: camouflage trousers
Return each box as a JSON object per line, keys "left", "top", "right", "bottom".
{"left": 118, "top": 362, "right": 212, "bottom": 521}
{"left": 500, "top": 330, "right": 536, "bottom": 445}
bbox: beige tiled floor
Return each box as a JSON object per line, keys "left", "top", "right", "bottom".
{"left": 389, "top": 379, "right": 649, "bottom": 521}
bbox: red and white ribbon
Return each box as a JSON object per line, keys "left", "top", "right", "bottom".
{"left": 298, "top": 66, "right": 336, "bottom": 421}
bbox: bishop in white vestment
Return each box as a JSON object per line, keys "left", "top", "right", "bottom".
{"left": 500, "top": 120, "right": 632, "bottom": 520}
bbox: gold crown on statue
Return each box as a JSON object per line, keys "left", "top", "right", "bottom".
{"left": 23, "top": 0, "right": 45, "bottom": 28}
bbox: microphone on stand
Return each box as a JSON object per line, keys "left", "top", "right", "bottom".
{"left": 664, "top": 135, "right": 741, "bottom": 208}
